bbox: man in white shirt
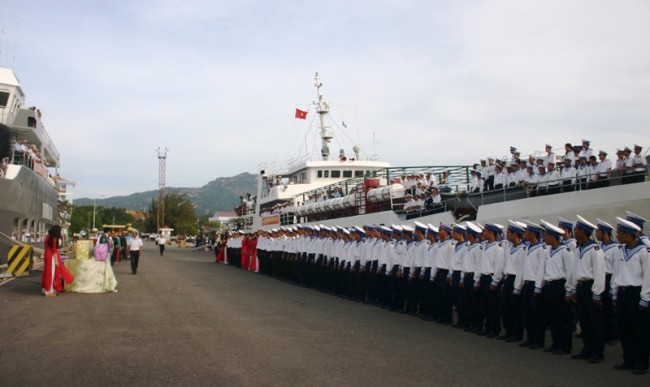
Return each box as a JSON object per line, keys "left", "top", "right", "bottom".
{"left": 158, "top": 235, "right": 166, "bottom": 256}
{"left": 129, "top": 230, "right": 144, "bottom": 274}
{"left": 596, "top": 150, "right": 612, "bottom": 188}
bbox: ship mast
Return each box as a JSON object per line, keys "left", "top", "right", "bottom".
{"left": 314, "top": 73, "right": 333, "bottom": 160}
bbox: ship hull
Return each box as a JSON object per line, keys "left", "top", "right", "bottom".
{"left": 0, "top": 165, "right": 58, "bottom": 263}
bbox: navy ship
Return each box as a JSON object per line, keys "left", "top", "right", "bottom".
{"left": 233, "top": 73, "right": 649, "bottom": 232}
{"left": 0, "top": 67, "right": 72, "bottom": 265}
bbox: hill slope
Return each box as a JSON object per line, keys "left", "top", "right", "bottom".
{"left": 74, "top": 172, "right": 257, "bottom": 215}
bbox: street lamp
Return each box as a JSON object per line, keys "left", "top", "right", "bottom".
{"left": 92, "top": 195, "right": 105, "bottom": 230}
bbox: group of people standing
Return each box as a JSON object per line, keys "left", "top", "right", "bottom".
{"left": 470, "top": 141, "right": 647, "bottom": 194}
{"left": 221, "top": 211, "right": 649, "bottom": 375}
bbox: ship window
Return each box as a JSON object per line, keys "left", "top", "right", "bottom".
{"left": 317, "top": 170, "right": 323, "bottom": 178}
{"left": 355, "top": 170, "right": 364, "bottom": 177}
{"left": 331, "top": 170, "right": 341, "bottom": 178}
{"left": 324, "top": 170, "right": 329, "bottom": 178}
{"left": 0, "top": 91, "right": 9, "bottom": 107}
{"left": 343, "top": 170, "right": 352, "bottom": 178}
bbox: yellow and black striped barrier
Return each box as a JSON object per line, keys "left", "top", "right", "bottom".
{"left": 7, "top": 246, "right": 33, "bottom": 276}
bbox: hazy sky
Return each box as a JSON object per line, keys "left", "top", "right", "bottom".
{"left": 5, "top": 0, "right": 650, "bottom": 200}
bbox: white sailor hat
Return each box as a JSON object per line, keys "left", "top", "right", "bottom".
{"left": 557, "top": 217, "right": 574, "bottom": 230}
{"left": 379, "top": 225, "right": 392, "bottom": 235}
{"left": 402, "top": 225, "right": 415, "bottom": 234}
{"left": 312, "top": 225, "right": 320, "bottom": 232}
{"left": 507, "top": 220, "right": 526, "bottom": 235}
{"left": 414, "top": 221, "right": 428, "bottom": 233}
{"left": 624, "top": 146, "right": 632, "bottom": 152}
{"left": 525, "top": 221, "right": 543, "bottom": 234}
{"left": 488, "top": 156, "right": 495, "bottom": 161}
{"left": 495, "top": 164, "right": 503, "bottom": 170}
{"left": 439, "top": 223, "right": 452, "bottom": 233}
{"left": 634, "top": 144, "right": 642, "bottom": 149}
{"left": 575, "top": 215, "right": 597, "bottom": 234}
{"left": 452, "top": 223, "right": 466, "bottom": 234}
{"left": 616, "top": 217, "right": 641, "bottom": 235}
{"left": 391, "top": 224, "right": 403, "bottom": 234}
{"left": 540, "top": 219, "right": 564, "bottom": 238}
{"left": 625, "top": 211, "right": 647, "bottom": 229}
{"left": 510, "top": 146, "right": 517, "bottom": 151}
{"left": 582, "top": 139, "right": 590, "bottom": 144}
{"left": 545, "top": 143, "right": 552, "bottom": 148}
{"left": 596, "top": 218, "right": 614, "bottom": 233}
{"left": 485, "top": 222, "right": 503, "bottom": 234}
{"left": 354, "top": 225, "right": 365, "bottom": 234}
{"left": 598, "top": 149, "right": 607, "bottom": 155}
{"left": 466, "top": 221, "right": 483, "bottom": 236}
{"left": 427, "top": 223, "right": 439, "bottom": 234}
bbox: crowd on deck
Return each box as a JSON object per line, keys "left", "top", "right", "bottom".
{"left": 470, "top": 140, "right": 647, "bottom": 195}
{"left": 217, "top": 211, "right": 650, "bottom": 375}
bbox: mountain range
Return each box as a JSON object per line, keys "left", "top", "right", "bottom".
{"left": 74, "top": 172, "right": 258, "bottom": 215}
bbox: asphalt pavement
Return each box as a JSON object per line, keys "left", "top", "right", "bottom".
{"left": 0, "top": 243, "right": 646, "bottom": 386}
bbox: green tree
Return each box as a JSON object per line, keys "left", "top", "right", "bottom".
{"left": 70, "top": 205, "right": 139, "bottom": 234}
{"left": 145, "top": 192, "right": 198, "bottom": 235}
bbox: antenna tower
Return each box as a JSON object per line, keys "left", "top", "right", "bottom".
{"left": 157, "top": 147, "right": 168, "bottom": 232}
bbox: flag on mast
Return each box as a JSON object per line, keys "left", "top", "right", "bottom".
{"left": 295, "top": 108, "right": 308, "bottom": 119}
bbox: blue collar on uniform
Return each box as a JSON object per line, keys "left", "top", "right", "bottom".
{"left": 578, "top": 240, "right": 597, "bottom": 258}
{"left": 510, "top": 243, "right": 525, "bottom": 254}
{"left": 527, "top": 242, "right": 543, "bottom": 254}
{"left": 549, "top": 244, "right": 567, "bottom": 257}
{"left": 623, "top": 241, "right": 647, "bottom": 261}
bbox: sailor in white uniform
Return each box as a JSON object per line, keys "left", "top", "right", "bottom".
{"left": 625, "top": 211, "right": 650, "bottom": 248}
{"left": 611, "top": 217, "right": 650, "bottom": 374}
{"left": 596, "top": 150, "right": 612, "bottom": 188}
{"left": 544, "top": 144, "right": 556, "bottom": 167}
{"left": 501, "top": 220, "right": 527, "bottom": 342}
{"left": 538, "top": 220, "right": 575, "bottom": 354}
{"left": 560, "top": 158, "right": 577, "bottom": 192}
{"left": 579, "top": 139, "right": 593, "bottom": 160}
{"left": 567, "top": 215, "right": 606, "bottom": 363}
{"left": 595, "top": 218, "right": 622, "bottom": 345}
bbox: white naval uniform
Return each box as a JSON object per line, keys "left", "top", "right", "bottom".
{"left": 566, "top": 241, "right": 606, "bottom": 300}
{"left": 514, "top": 242, "right": 547, "bottom": 294}
{"left": 535, "top": 244, "right": 574, "bottom": 294}
{"left": 504, "top": 243, "right": 526, "bottom": 278}
{"left": 611, "top": 242, "right": 650, "bottom": 308}
{"left": 479, "top": 241, "right": 505, "bottom": 287}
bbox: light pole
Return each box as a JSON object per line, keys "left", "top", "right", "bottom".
{"left": 92, "top": 195, "right": 105, "bottom": 231}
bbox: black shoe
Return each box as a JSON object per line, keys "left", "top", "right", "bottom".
{"left": 632, "top": 366, "right": 647, "bottom": 375}
{"left": 588, "top": 356, "right": 604, "bottom": 364}
{"left": 506, "top": 336, "right": 521, "bottom": 343}
{"left": 552, "top": 349, "right": 569, "bottom": 355}
{"left": 497, "top": 335, "right": 510, "bottom": 341}
{"left": 485, "top": 333, "right": 497, "bottom": 339}
{"left": 518, "top": 341, "right": 532, "bottom": 347}
{"left": 571, "top": 352, "right": 589, "bottom": 360}
{"left": 613, "top": 363, "right": 633, "bottom": 370}
{"left": 544, "top": 346, "right": 557, "bottom": 353}
{"left": 529, "top": 344, "right": 543, "bottom": 350}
